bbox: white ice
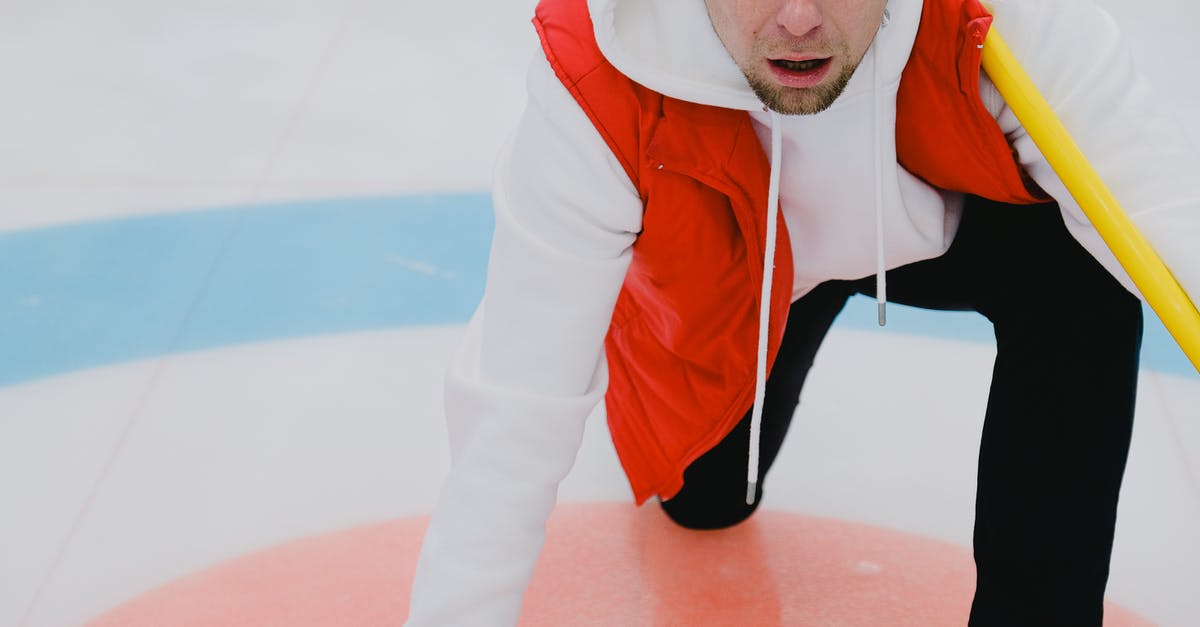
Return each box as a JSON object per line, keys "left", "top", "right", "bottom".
{"left": 1, "top": 0, "right": 1198, "bottom": 625}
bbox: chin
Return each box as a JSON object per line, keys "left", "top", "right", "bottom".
{"left": 753, "top": 86, "right": 839, "bottom": 116}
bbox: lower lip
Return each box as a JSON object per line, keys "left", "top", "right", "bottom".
{"left": 768, "top": 60, "right": 832, "bottom": 88}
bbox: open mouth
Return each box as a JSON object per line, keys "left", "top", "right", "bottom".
{"left": 767, "top": 56, "right": 833, "bottom": 88}
{"left": 770, "top": 58, "right": 830, "bottom": 73}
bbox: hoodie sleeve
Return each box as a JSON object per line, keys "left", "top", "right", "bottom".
{"left": 984, "top": 0, "right": 1200, "bottom": 306}
{"left": 404, "top": 52, "right": 642, "bottom": 626}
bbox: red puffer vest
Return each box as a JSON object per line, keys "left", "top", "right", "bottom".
{"left": 533, "top": 0, "right": 1044, "bottom": 504}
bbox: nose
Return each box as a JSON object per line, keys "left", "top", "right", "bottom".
{"left": 775, "top": 0, "right": 823, "bottom": 38}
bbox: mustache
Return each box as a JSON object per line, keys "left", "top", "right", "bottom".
{"left": 755, "top": 39, "right": 844, "bottom": 59}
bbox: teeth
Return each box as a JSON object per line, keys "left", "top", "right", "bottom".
{"left": 775, "top": 59, "right": 823, "bottom": 72}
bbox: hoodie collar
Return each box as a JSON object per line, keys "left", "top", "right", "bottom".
{"left": 589, "top": 0, "right": 922, "bottom": 112}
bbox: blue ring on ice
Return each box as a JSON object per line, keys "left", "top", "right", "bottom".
{"left": 0, "top": 193, "right": 1190, "bottom": 387}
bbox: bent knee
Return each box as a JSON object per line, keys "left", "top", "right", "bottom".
{"left": 659, "top": 494, "right": 760, "bottom": 530}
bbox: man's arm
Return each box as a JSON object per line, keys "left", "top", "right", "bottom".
{"left": 985, "top": 0, "right": 1200, "bottom": 304}
{"left": 404, "top": 52, "right": 642, "bottom": 626}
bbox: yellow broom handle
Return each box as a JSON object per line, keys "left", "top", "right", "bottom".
{"left": 980, "top": 25, "right": 1200, "bottom": 374}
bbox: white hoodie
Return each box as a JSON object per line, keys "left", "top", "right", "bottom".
{"left": 405, "top": 0, "right": 1200, "bottom": 624}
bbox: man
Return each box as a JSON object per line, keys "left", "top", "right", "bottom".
{"left": 406, "top": 0, "right": 1200, "bottom": 624}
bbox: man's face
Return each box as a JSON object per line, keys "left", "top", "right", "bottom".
{"left": 704, "top": 0, "right": 889, "bottom": 115}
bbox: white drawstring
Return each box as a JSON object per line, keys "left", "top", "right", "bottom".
{"left": 746, "top": 6, "right": 890, "bottom": 503}
{"left": 875, "top": 7, "right": 890, "bottom": 327}
{"left": 746, "top": 109, "right": 782, "bottom": 505}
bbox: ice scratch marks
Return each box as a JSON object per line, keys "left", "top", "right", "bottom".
{"left": 384, "top": 253, "right": 456, "bottom": 280}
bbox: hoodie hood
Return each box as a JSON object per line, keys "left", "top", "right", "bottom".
{"left": 587, "top": 0, "right": 762, "bottom": 110}
{"left": 587, "top": 0, "right": 923, "bottom": 112}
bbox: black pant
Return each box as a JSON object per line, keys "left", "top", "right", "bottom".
{"left": 658, "top": 197, "right": 1143, "bottom": 626}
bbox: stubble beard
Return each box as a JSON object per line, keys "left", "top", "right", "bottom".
{"left": 745, "top": 65, "right": 854, "bottom": 115}
{"left": 743, "top": 43, "right": 862, "bottom": 115}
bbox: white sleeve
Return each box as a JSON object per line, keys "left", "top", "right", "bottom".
{"left": 404, "top": 52, "right": 642, "bottom": 626}
{"left": 983, "top": 0, "right": 1200, "bottom": 304}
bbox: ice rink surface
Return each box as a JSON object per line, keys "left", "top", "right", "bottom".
{"left": 2, "top": 0, "right": 1198, "bottom": 624}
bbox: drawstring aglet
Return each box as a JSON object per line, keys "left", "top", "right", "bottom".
{"left": 745, "top": 480, "right": 758, "bottom": 505}
{"left": 878, "top": 302, "right": 887, "bottom": 326}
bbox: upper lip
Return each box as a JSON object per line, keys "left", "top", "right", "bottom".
{"left": 770, "top": 54, "right": 830, "bottom": 62}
